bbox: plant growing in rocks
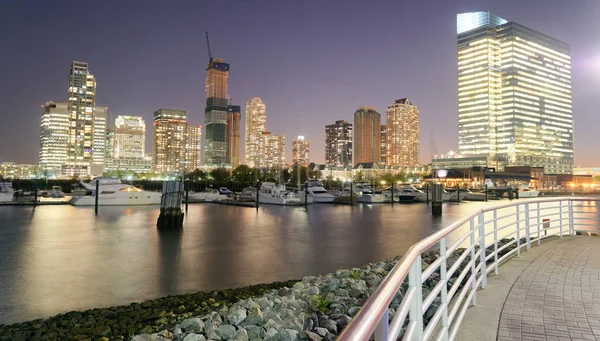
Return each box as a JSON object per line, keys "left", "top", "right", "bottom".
{"left": 310, "top": 294, "right": 331, "bottom": 313}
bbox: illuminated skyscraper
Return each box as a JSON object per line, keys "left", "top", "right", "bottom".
{"left": 113, "top": 115, "right": 145, "bottom": 158}
{"left": 325, "top": 120, "right": 352, "bottom": 168}
{"left": 244, "top": 97, "right": 267, "bottom": 168}
{"left": 292, "top": 136, "right": 310, "bottom": 167}
{"left": 386, "top": 98, "right": 420, "bottom": 166}
{"left": 153, "top": 109, "right": 201, "bottom": 173}
{"left": 39, "top": 102, "right": 69, "bottom": 177}
{"left": 64, "top": 61, "right": 97, "bottom": 176}
{"left": 226, "top": 105, "right": 241, "bottom": 168}
{"left": 204, "top": 58, "right": 229, "bottom": 166}
{"left": 91, "top": 106, "right": 108, "bottom": 175}
{"left": 260, "top": 132, "right": 285, "bottom": 168}
{"left": 457, "top": 12, "right": 573, "bottom": 173}
{"left": 353, "top": 106, "right": 381, "bottom": 165}
{"left": 380, "top": 125, "right": 387, "bottom": 165}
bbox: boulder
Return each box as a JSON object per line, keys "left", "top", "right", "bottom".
{"left": 319, "top": 318, "right": 337, "bottom": 334}
{"left": 244, "top": 308, "right": 264, "bottom": 326}
{"left": 218, "top": 324, "right": 237, "bottom": 340}
{"left": 232, "top": 328, "right": 249, "bottom": 341}
{"left": 240, "top": 298, "right": 261, "bottom": 311}
{"left": 183, "top": 334, "right": 207, "bottom": 341}
{"left": 299, "top": 331, "right": 322, "bottom": 341}
{"left": 180, "top": 318, "right": 205, "bottom": 333}
{"left": 276, "top": 329, "right": 298, "bottom": 341}
{"left": 244, "top": 325, "right": 266, "bottom": 339}
{"left": 264, "top": 328, "right": 278, "bottom": 341}
{"left": 131, "top": 335, "right": 153, "bottom": 341}
{"left": 335, "top": 315, "right": 352, "bottom": 330}
{"left": 227, "top": 309, "right": 247, "bottom": 326}
{"left": 314, "top": 328, "right": 328, "bottom": 337}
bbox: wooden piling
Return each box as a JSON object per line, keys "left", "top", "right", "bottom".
{"left": 157, "top": 181, "right": 184, "bottom": 228}
{"left": 95, "top": 180, "right": 99, "bottom": 215}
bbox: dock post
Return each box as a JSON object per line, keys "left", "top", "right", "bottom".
{"left": 185, "top": 179, "right": 189, "bottom": 212}
{"left": 157, "top": 181, "right": 184, "bottom": 228}
{"left": 426, "top": 183, "right": 429, "bottom": 204}
{"left": 432, "top": 183, "right": 442, "bottom": 216}
{"left": 485, "top": 185, "right": 488, "bottom": 202}
{"left": 350, "top": 182, "right": 353, "bottom": 205}
{"left": 304, "top": 185, "right": 308, "bottom": 207}
{"left": 34, "top": 178, "right": 38, "bottom": 205}
{"left": 255, "top": 181, "right": 260, "bottom": 210}
{"left": 457, "top": 187, "right": 460, "bottom": 204}
{"left": 95, "top": 180, "right": 99, "bottom": 215}
{"left": 391, "top": 182, "right": 394, "bottom": 206}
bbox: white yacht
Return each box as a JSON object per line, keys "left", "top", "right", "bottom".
{"left": 448, "top": 188, "right": 469, "bottom": 201}
{"left": 383, "top": 188, "right": 418, "bottom": 202}
{"left": 39, "top": 186, "right": 66, "bottom": 198}
{"left": 354, "top": 186, "right": 385, "bottom": 203}
{"left": 238, "top": 187, "right": 257, "bottom": 202}
{"left": 0, "top": 182, "right": 14, "bottom": 202}
{"left": 299, "top": 180, "right": 336, "bottom": 203}
{"left": 396, "top": 185, "right": 428, "bottom": 202}
{"left": 70, "top": 177, "right": 161, "bottom": 206}
{"left": 187, "top": 188, "right": 228, "bottom": 202}
{"left": 464, "top": 190, "right": 487, "bottom": 201}
{"left": 258, "top": 182, "right": 303, "bottom": 206}
{"left": 518, "top": 185, "right": 540, "bottom": 198}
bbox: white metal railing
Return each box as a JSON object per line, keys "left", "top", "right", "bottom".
{"left": 338, "top": 197, "right": 600, "bottom": 341}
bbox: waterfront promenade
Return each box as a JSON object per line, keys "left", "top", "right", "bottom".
{"left": 459, "top": 236, "right": 600, "bottom": 341}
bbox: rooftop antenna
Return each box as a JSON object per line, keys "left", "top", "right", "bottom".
{"left": 205, "top": 31, "right": 213, "bottom": 63}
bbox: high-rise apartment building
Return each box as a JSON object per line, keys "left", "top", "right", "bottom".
{"left": 91, "top": 106, "right": 108, "bottom": 175}
{"left": 260, "top": 132, "right": 285, "bottom": 168}
{"left": 64, "top": 61, "right": 96, "bottom": 177}
{"left": 245, "top": 97, "right": 267, "bottom": 168}
{"left": 113, "top": 115, "right": 145, "bottom": 158}
{"left": 153, "top": 109, "right": 201, "bottom": 173}
{"left": 292, "top": 136, "right": 310, "bottom": 167}
{"left": 204, "top": 58, "right": 229, "bottom": 166}
{"left": 386, "top": 98, "right": 420, "bottom": 166}
{"left": 39, "top": 102, "right": 69, "bottom": 177}
{"left": 380, "top": 125, "right": 387, "bottom": 165}
{"left": 325, "top": 120, "right": 353, "bottom": 168}
{"left": 457, "top": 12, "right": 573, "bottom": 173}
{"left": 226, "top": 105, "right": 241, "bottom": 168}
{"left": 353, "top": 106, "right": 381, "bottom": 165}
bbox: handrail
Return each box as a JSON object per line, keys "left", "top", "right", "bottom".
{"left": 338, "top": 197, "right": 600, "bottom": 341}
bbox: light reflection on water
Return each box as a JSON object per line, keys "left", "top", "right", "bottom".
{"left": 0, "top": 200, "right": 554, "bottom": 324}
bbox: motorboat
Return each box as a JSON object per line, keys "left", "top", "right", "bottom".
{"left": 464, "top": 190, "right": 488, "bottom": 201}
{"left": 70, "top": 177, "right": 161, "bottom": 206}
{"left": 218, "top": 187, "right": 233, "bottom": 196}
{"left": 448, "top": 188, "right": 469, "bottom": 201}
{"left": 238, "top": 187, "right": 257, "bottom": 202}
{"left": 396, "top": 184, "right": 428, "bottom": 202}
{"left": 258, "top": 182, "right": 303, "bottom": 206}
{"left": 383, "top": 188, "right": 417, "bottom": 202}
{"left": 39, "top": 186, "right": 66, "bottom": 198}
{"left": 354, "top": 186, "right": 385, "bottom": 204}
{"left": 518, "top": 185, "right": 539, "bottom": 198}
{"left": 187, "top": 188, "right": 228, "bottom": 202}
{"left": 0, "top": 181, "right": 14, "bottom": 202}
{"left": 299, "top": 180, "right": 336, "bottom": 203}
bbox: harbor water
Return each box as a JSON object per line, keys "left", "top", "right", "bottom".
{"left": 0, "top": 201, "right": 508, "bottom": 324}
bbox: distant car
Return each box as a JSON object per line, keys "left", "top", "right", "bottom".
{"left": 218, "top": 187, "right": 233, "bottom": 196}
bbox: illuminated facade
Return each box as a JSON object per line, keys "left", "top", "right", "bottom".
{"left": 380, "top": 125, "right": 387, "bottom": 165}
{"left": 113, "top": 115, "right": 145, "bottom": 158}
{"left": 325, "top": 120, "right": 352, "bottom": 168}
{"left": 153, "top": 109, "right": 201, "bottom": 174}
{"left": 353, "top": 106, "right": 381, "bottom": 165}
{"left": 64, "top": 61, "right": 97, "bottom": 177}
{"left": 91, "top": 106, "right": 107, "bottom": 175}
{"left": 292, "top": 136, "right": 310, "bottom": 167}
{"left": 0, "top": 163, "right": 40, "bottom": 179}
{"left": 39, "top": 102, "right": 69, "bottom": 177}
{"left": 260, "top": 132, "right": 285, "bottom": 168}
{"left": 204, "top": 58, "right": 229, "bottom": 166}
{"left": 457, "top": 12, "right": 573, "bottom": 174}
{"left": 244, "top": 97, "right": 267, "bottom": 168}
{"left": 386, "top": 98, "right": 420, "bottom": 166}
{"left": 226, "top": 105, "right": 241, "bottom": 168}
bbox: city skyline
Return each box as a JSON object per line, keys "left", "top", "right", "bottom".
{"left": 1, "top": 1, "right": 599, "bottom": 166}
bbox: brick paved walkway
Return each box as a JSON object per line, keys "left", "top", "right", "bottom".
{"left": 497, "top": 237, "right": 600, "bottom": 341}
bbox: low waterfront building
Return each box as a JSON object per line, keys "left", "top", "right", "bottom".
{"left": 352, "top": 162, "right": 430, "bottom": 182}
{"left": 432, "top": 152, "right": 505, "bottom": 171}
{"left": 0, "top": 162, "right": 40, "bottom": 179}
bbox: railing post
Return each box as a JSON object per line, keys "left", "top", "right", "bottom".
{"left": 439, "top": 238, "right": 450, "bottom": 341}
{"left": 478, "top": 213, "right": 487, "bottom": 288}
{"left": 559, "top": 201, "right": 563, "bottom": 238}
{"left": 470, "top": 219, "right": 477, "bottom": 306}
{"left": 409, "top": 255, "right": 424, "bottom": 340}
{"left": 569, "top": 199, "right": 575, "bottom": 236}
{"left": 516, "top": 205, "right": 521, "bottom": 257}
{"left": 374, "top": 308, "right": 388, "bottom": 341}
{"left": 525, "top": 203, "right": 531, "bottom": 251}
{"left": 536, "top": 202, "right": 541, "bottom": 246}
{"left": 493, "top": 210, "right": 498, "bottom": 275}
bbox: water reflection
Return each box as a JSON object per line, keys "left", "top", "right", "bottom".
{"left": 0, "top": 200, "right": 529, "bottom": 324}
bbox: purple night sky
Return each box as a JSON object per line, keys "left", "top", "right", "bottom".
{"left": 0, "top": 0, "right": 598, "bottom": 166}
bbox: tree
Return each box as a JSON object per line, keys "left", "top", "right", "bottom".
{"left": 186, "top": 169, "right": 206, "bottom": 181}
{"left": 210, "top": 168, "right": 231, "bottom": 182}
{"left": 232, "top": 165, "right": 254, "bottom": 182}
{"left": 353, "top": 170, "right": 364, "bottom": 182}
{"left": 594, "top": 175, "right": 600, "bottom": 183}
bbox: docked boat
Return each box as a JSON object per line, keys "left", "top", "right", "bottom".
{"left": 464, "top": 190, "right": 487, "bottom": 201}
{"left": 354, "top": 186, "right": 385, "bottom": 204}
{"left": 518, "top": 185, "right": 539, "bottom": 198}
{"left": 238, "top": 187, "right": 257, "bottom": 202}
{"left": 39, "top": 186, "right": 66, "bottom": 198}
{"left": 70, "top": 177, "right": 161, "bottom": 206}
{"left": 218, "top": 187, "right": 233, "bottom": 196}
{"left": 448, "top": 188, "right": 469, "bottom": 201}
{"left": 396, "top": 184, "right": 428, "bottom": 202}
{"left": 187, "top": 188, "right": 228, "bottom": 202}
{"left": 258, "top": 182, "right": 303, "bottom": 206}
{"left": 299, "top": 180, "right": 336, "bottom": 203}
{"left": 0, "top": 181, "right": 14, "bottom": 202}
{"left": 383, "top": 188, "right": 417, "bottom": 202}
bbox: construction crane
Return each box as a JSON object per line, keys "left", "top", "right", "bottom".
{"left": 205, "top": 31, "right": 213, "bottom": 64}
